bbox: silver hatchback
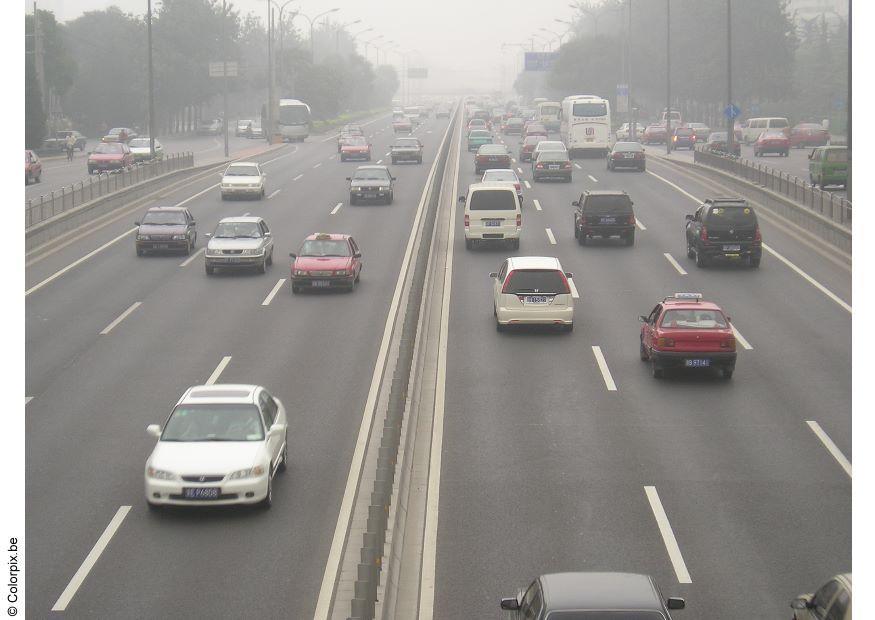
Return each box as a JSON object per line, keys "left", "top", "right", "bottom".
{"left": 205, "top": 216, "right": 275, "bottom": 275}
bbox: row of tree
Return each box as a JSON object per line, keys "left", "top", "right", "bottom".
{"left": 25, "top": 0, "right": 400, "bottom": 148}
{"left": 515, "top": 0, "right": 848, "bottom": 133}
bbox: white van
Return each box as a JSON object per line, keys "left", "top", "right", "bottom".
{"left": 742, "top": 117, "right": 789, "bottom": 144}
{"left": 490, "top": 256, "right": 574, "bottom": 332}
{"left": 459, "top": 183, "right": 521, "bottom": 250}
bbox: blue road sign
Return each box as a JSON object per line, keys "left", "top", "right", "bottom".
{"left": 524, "top": 52, "right": 559, "bottom": 71}
{"left": 724, "top": 104, "right": 741, "bottom": 119}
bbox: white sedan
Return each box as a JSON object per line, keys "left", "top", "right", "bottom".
{"left": 144, "top": 384, "right": 288, "bottom": 509}
{"left": 220, "top": 161, "right": 266, "bottom": 199}
{"left": 490, "top": 256, "right": 574, "bottom": 332}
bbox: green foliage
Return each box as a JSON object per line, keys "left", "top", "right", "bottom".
{"left": 25, "top": 55, "right": 47, "bottom": 149}
{"left": 25, "top": 10, "right": 76, "bottom": 99}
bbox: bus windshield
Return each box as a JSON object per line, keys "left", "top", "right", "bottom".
{"left": 572, "top": 102, "right": 607, "bottom": 117}
{"left": 279, "top": 105, "right": 309, "bottom": 125}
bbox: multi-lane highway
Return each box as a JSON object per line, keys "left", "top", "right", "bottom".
{"left": 25, "top": 112, "right": 451, "bottom": 618}
{"left": 25, "top": 106, "right": 851, "bottom": 619}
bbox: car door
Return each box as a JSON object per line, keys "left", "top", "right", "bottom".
{"left": 519, "top": 580, "right": 545, "bottom": 620}
{"left": 185, "top": 209, "right": 196, "bottom": 240}
{"left": 642, "top": 304, "right": 662, "bottom": 351}
{"left": 824, "top": 583, "right": 849, "bottom": 620}
{"left": 349, "top": 238, "right": 362, "bottom": 277}
{"left": 257, "top": 390, "right": 281, "bottom": 470}
{"left": 493, "top": 260, "right": 508, "bottom": 308}
{"left": 260, "top": 220, "right": 273, "bottom": 254}
{"left": 686, "top": 205, "right": 705, "bottom": 245}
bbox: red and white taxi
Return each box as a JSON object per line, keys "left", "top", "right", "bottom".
{"left": 289, "top": 233, "right": 363, "bottom": 294}
{"left": 639, "top": 293, "right": 737, "bottom": 379}
{"left": 340, "top": 136, "right": 372, "bottom": 162}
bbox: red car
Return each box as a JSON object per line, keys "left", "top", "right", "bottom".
{"left": 468, "top": 118, "right": 490, "bottom": 132}
{"left": 643, "top": 124, "right": 667, "bottom": 144}
{"left": 25, "top": 150, "right": 42, "bottom": 185}
{"left": 519, "top": 135, "right": 544, "bottom": 162}
{"left": 753, "top": 130, "right": 790, "bottom": 157}
{"left": 88, "top": 142, "right": 133, "bottom": 174}
{"left": 289, "top": 233, "right": 363, "bottom": 294}
{"left": 524, "top": 123, "right": 548, "bottom": 139}
{"left": 340, "top": 136, "right": 372, "bottom": 162}
{"left": 392, "top": 117, "right": 412, "bottom": 134}
{"left": 101, "top": 127, "right": 136, "bottom": 143}
{"left": 789, "top": 123, "right": 830, "bottom": 148}
{"left": 639, "top": 292, "right": 737, "bottom": 379}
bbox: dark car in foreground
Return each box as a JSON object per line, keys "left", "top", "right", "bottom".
{"left": 501, "top": 572, "right": 685, "bottom": 620}
{"left": 685, "top": 198, "right": 762, "bottom": 267}
{"left": 474, "top": 144, "right": 511, "bottom": 174}
{"left": 607, "top": 141, "right": 646, "bottom": 171}
{"left": 390, "top": 137, "right": 424, "bottom": 164}
{"left": 574, "top": 189, "right": 636, "bottom": 245}
{"left": 532, "top": 150, "right": 572, "bottom": 182}
{"left": 347, "top": 165, "right": 395, "bottom": 205}
{"left": 135, "top": 206, "right": 197, "bottom": 255}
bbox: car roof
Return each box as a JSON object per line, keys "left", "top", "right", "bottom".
{"left": 468, "top": 182, "right": 517, "bottom": 193}
{"left": 217, "top": 216, "right": 264, "bottom": 224}
{"left": 662, "top": 297, "right": 723, "bottom": 311}
{"left": 355, "top": 165, "right": 390, "bottom": 171}
{"left": 146, "top": 206, "right": 186, "bottom": 213}
{"left": 539, "top": 572, "right": 664, "bottom": 611}
{"left": 304, "top": 232, "right": 350, "bottom": 241}
{"left": 180, "top": 384, "right": 260, "bottom": 405}
{"left": 506, "top": 256, "right": 562, "bottom": 271}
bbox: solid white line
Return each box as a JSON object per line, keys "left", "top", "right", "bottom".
{"left": 52, "top": 506, "right": 131, "bottom": 611}
{"left": 588, "top": 174, "right": 599, "bottom": 183}
{"left": 533, "top": 199, "right": 542, "bottom": 211}
{"left": 568, "top": 278, "right": 579, "bottom": 299}
{"left": 663, "top": 252, "right": 688, "bottom": 275}
{"left": 763, "top": 243, "right": 851, "bottom": 313}
{"left": 330, "top": 202, "right": 343, "bottom": 215}
{"left": 376, "top": 159, "right": 383, "bottom": 164}
{"left": 25, "top": 396, "right": 33, "bottom": 405}
{"left": 179, "top": 247, "right": 205, "bottom": 267}
{"left": 524, "top": 180, "right": 532, "bottom": 189}
{"left": 806, "top": 421, "right": 852, "bottom": 477}
{"left": 25, "top": 227, "right": 138, "bottom": 297}
{"left": 293, "top": 173, "right": 304, "bottom": 181}
{"left": 517, "top": 167, "right": 524, "bottom": 174}
{"left": 730, "top": 324, "right": 753, "bottom": 350}
{"left": 313, "top": 162, "right": 321, "bottom": 168}
{"left": 644, "top": 486, "right": 692, "bottom": 583}
{"left": 636, "top": 218, "right": 647, "bottom": 231}
{"left": 175, "top": 183, "right": 218, "bottom": 207}
{"left": 205, "top": 356, "right": 231, "bottom": 385}
{"left": 262, "top": 278, "right": 286, "bottom": 306}
{"left": 262, "top": 146, "right": 298, "bottom": 165}
{"left": 99, "top": 301, "right": 142, "bottom": 335}
{"left": 545, "top": 228, "right": 557, "bottom": 245}
{"left": 268, "top": 189, "right": 281, "bottom": 199}
{"left": 591, "top": 346, "right": 617, "bottom": 391}
{"left": 574, "top": 163, "right": 582, "bottom": 169}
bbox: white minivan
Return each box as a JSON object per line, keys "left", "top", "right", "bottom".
{"left": 742, "top": 117, "right": 789, "bottom": 144}
{"left": 460, "top": 183, "right": 521, "bottom": 250}
{"left": 490, "top": 256, "right": 574, "bottom": 332}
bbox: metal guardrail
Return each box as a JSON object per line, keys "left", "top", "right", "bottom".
{"left": 25, "top": 153, "right": 194, "bottom": 228}
{"left": 692, "top": 146, "right": 851, "bottom": 227}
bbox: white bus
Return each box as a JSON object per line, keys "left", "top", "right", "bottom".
{"left": 536, "top": 101, "right": 561, "bottom": 131}
{"left": 278, "top": 99, "right": 311, "bottom": 142}
{"left": 560, "top": 95, "right": 612, "bottom": 157}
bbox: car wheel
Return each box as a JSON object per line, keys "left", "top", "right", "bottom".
{"left": 640, "top": 339, "right": 649, "bottom": 361}
{"left": 258, "top": 258, "right": 267, "bottom": 274}
{"left": 750, "top": 256, "right": 761, "bottom": 268}
{"left": 511, "top": 239, "right": 520, "bottom": 250}
{"left": 809, "top": 174, "right": 816, "bottom": 187}
{"left": 573, "top": 220, "right": 580, "bottom": 239}
{"left": 291, "top": 284, "right": 300, "bottom": 294}
{"left": 136, "top": 247, "right": 144, "bottom": 257}
{"left": 185, "top": 239, "right": 192, "bottom": 255}
{"left": 350, "top": 195, "right": 356, "bottom": 205}
{"left": 221, "top": 194, "right": 227, "bottom": 201}
{"left": 418, "top": 157, "right": 423, "bottom": 164}
{"left": 723, "top": 369, "right": 734, "bottom": 380}
{"left": 465, "top": 239, "right": 474, "bottom": 250}
{"left": 695, "top": 250, "right": 709, "bottom": 268}
{"left": 387, "top": 192, "right": 394, "bottom": 205}
{"left": 640, "top": 165, "right": 646, "bottom": 172}
{"left": 260, "top": 188, "right": 265, "bottom": 199}
{"left": 496, "top": 321, "right": 506, "bottom": 332}
{"left": 626, "top": 232, "right": 635, "bottom": 246}
{"left": 205, "top": 265, "right": 214, "bottom": 275}
{"left": 36, "top": 172, "right": 41, "bottom": 183}
{"left": 266, "top": 249, "right": 273, "bottom": 266}
{"left": 277, "top": 434, "right": 288, "bottom": 472}
{"left": 651, "top": 358, "right": 664, "bottom": 379}
{"left": 147, "top": 501, "right": 162, "bottom": 512}
{"left": 258, "top": 476, "right": 273, "bottom": 509}
{"left": 563, "top": 323, "right": 574, "bottom": 333}
{"left": 687, "top": 242, "right": 696, "bottom": 259}
{"left": 578, "top": 232, "right": 586, "bottom": 246}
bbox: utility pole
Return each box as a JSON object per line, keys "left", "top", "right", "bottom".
{"left": 147, "top": 0, "right": 156, "bottom": 158}
{"left": 221, "top": 0, "right": 229, "bottom": 157}
{"left": 665, "top": 0, "right": 671, "bottom": 155}
{"left": 33, "top": 2, "right": 46, "bottom": 125}
{"left": 628, "top": 0, "right": 635, "bottom": 140}
{"left": 846, "top": 0, "right": 851, "bottom": 201}
{"left": 726, "top": 0, "right": 734, "bottom": 156}
{"left": 266, "top": 2, "right": 274, "bottom": 142}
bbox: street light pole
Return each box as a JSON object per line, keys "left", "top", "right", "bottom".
{"left": 221, "top": 0, "right": 229, "bottom": 157}
{"left": 335, "top": 19, "right": 362, "bottom": 54}
{"left": 628, "top": 0, "right": 635, "bottom": 140}
{"left": 147, "top": 0, "right": 155, "bottom": 158}
{"left": 666, "top": 0, "right": 671, "bottom": 155}
{"left": 266, "top": 0, "right": 273, "bottom": 141}
{"left": 726, "top": 0, "right": 733, "bottom": 156}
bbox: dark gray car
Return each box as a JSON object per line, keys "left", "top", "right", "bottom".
{"left": 135, "top": 206, "right": 197, "bottom": 255}
{"left": 390, "top": 138, "right": 424, "bottom": 164}
{"left": 532, "top": 150, "right": 572, "bottom": 182}
{"left": 347, "top": 165, "right": 396, "bottom": 205}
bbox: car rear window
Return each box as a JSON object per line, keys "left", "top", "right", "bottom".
{"left": 505, "top": 269, "right": 569, "bottom": 294}
{"left": 545, "top": 612, "right": 666, "bottom": 620}
{"left": 705, "top": 205, "right": 757, "bottom": 225}
{"left": 468, "top": 189, "right": 517, "bottom": 211}
{"left": 582, "top": 195, "right": 633, "bottom": 214}
{"left": 613, "top": 142, "right": 643, "bottom": 152}
{"left": 825, "top": 149, "right": 848, "bottom": 162}
{"left": 660, "top": 308, "right": 728, "bottom": 329}
{"left": 479, "top": 145, "right": 508, "bottom": 155}
{"left": 675, "top": 128, "right": 693, "bottom": 135}
{"left": 470, "top": 130, "right": 491, "bottom": 137}
{"left": 770, "top": 118, "right": 789, "bottom": 128}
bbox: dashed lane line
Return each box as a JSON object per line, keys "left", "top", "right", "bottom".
{"left": 268, "top": 189, "right": 281, "bottom": 199}
{"left": 174, "top": 183, "right": 218, "bottom": 207}
{"left": 592, "top": 346, "right": 617, "bottom": 391}
{"left": 806, "top": 421, "right": 852, "bottom": 477}
{"left": 313, "top": 162, "right": 322, "bottom": 169}
{"left": 663, "top": 252, "right": 688, "bottom": 275}
{"left": 205, "top": 355, "right": 232, "bottom": 385}
{"left": 261, "top": 279, "right": 286, "bottom": 306}
{"left": 731, "top": 324, "right": 753, "bottom": 350}
{"left": 568, "top": 278, "right": 579, "bottom": 299}
{"left": 636, "top": 218, "right": 647, "bottom": 231}
{"left": 25, "top": 396, "right": 33, "bottom": 405}
{"left": 545, "top": 228, "right": 557, "bottom": 245}
{"left": 524, "top": 180, "right": 532, "bottom": 189}
{"left": 645, "top": 486, "right": 693, "bottom": 583}
{"left": 533, "top": 199, "right": 542, "bottom": 211}
{"left": 331, "top": 202, "right": 343, "bottom": 215}
{"left": 179, "top": 247, "right": 205, "bottom": 267}
{"left": 574, "top": 163, "right": 582, "bottom": 169}
{"left": 293, "top": 173, "right": 304, "bottom": 181}
{"left": 99, "top": 302, "right": 142, "bottom": 335}
{"left": 588, "top": 174, "right": 599, "bottom": 183}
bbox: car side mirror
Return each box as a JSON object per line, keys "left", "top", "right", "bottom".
{"left": 639, "top": 315, "right": 649, "bottom": 322}
{"left": 353, "top": 252, "right": 362, "bottom": 259}
{"left": 205, "top": 232, "right": 212, "bottom": 238}
{"left": 391, "top": 176, "right": 396, "bottom": 181}
{"left": 489, "top": 272, "right": 498, "bottom": 278}
{"left": 458, "top": 196, "right": 466, "bottom": 203}
{"left": 346, "top": 177, "right": 352, "bottom": 181}
{"left": 564, "top": 272, "right": 573, "bottom": 278}
{"left": 190, "top": 220, "right": 196, "bottom": 225}
{"left": 666, "top": 597, "right": 685, "bottom": 610}
{"left": 790, "top": 597, "right": 811, "bottom": 610}
{"left": 571, "top": 200, "right": 579, "bottom": 206}
{"left": 500, "top": 598, "right": 520, "bottom": 611}
{"left": 726, "top": 316, "right": 731, "bottom": 322}
{"left": 134, "top": 221, "right": 140, "bottom": 226}
{"left": 264, "top": 231, "right": 271, "bottom": 236}
{"left": 146, "top": 424, "right": 161, "bottom": 438}
{"left": 289, "top": 252, "right": 297, "bottom": 259}
{"left": 685, "top": 214, "right": 694, "bottom": 221}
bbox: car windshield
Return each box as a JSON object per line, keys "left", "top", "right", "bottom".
{"left": 583, "top": 195, "right": 633, "bottom": 214}
{"left": 161, "top": 404, "right": 264, "bottom": 442}
{"left": 469, "top": 190, "right": 517, "bottom": 211}
{"left": 540, "top": 105, "right": 560, "bottom": 115}
{"left": 299, "top": 239, "right": 351, "bottom": 257}
{"left": 537, "top": 142, "right": 565, "bottom": 151}
{"left": 345, "top": 137, "right": 367, "bottom": 146}
{"left": 225, "top": 165, "right": 260, "bottom": 176}
{"left": 825, "top": 149, "right": 848, "bottom": 162}
{"left": 660, "top": 308, "right": 728, "bottom": 329}
{"left": 545, "top": 612, "right": 667, "bottom": 620}
{"left": 213, "top": 221, "right": 262, "bottom": 238}
{"left": 770, "top": 119, "right": 789, "bottom": 128}
{"left": 761, "top": 131, "right": 786, "bottom": 139}
{"left": 129, "top": 139, "right": 153, "bottom": 148}
{"left": 538, "top": 152, "right": 569, "bottom": 162}
{"left": 469, "top": 120, "right": 485, "bottom": 126}
{"left": 142, "top": 211, "right": 186, "bottom": 225}
{"left": 353, "top": 169, "right": 390, "bottom": 181}
{"left": 505, "top": 269, "right": 569, "bottom": 295}
{"left": 395, "top": 139, "right": 419, "bottom": 147}
{"left": 675, "top": 128, "right": 693, "bottom": 135}
{"left": 94, "top": 143, "right": 124, "bottom": 154}
{"left": 482, "top": 171, "right": 517, "bottom": 182}
{"left": 524, "top": 136, "right": 544, "bottom": 145}
{"left": 706, "top": 205, "right": 756, "bottom": 225}
{"left": 109, "top": 128, "right": 125, "bottom": 135}
{"left": 279, "top": 105, "right": 309, "bottom": 124}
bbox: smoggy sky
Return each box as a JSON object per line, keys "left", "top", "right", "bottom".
{"left": 27, "top": 0, "right": 583, "bottom": 93}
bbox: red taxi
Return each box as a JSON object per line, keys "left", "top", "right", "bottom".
{"left": 25, "top": 150, "right": 42, "bottom": 185}
{"left": 643, "top": 124, "right": 667, "bottom": 144}
{"left": 639, "top": 293, "right": 737, "bottom": 379}
{"left": 789, "top": 123, "right": 830, "bottom": 149}
{"left": 88, "top": 142, "right": 133, "bottom": 174}
{"left": 340, "top": 136, "right": 372, "bottom": 162}
{"left": 754, "top": 130, "right": 790, "bottom": 157}
{"left": 289, "top": 233, "right": 362, "bottom": 294}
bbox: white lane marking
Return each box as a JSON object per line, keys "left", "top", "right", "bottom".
{"left": 293, "top": 173, "right": 304, "bottom": 181}
{"left": 663, "top": 252, "right": 688, "bottom": 275}
{"left": 99, "top": 302, "right": 142, "bottom": 335}
{"left": 511, "top": 158, "right": 517, "bottom": 163}
{"left": 330, "top": 202, "right": 343, "bottom": 215}
{"left": 592, "top": 346, "right": 617, "bottom": 391}
{"left": 636, "top": 218, "right": 647, "bottom": 231}
{"left": 205, "top": 355, "right": 232, "bottom": 385}
{"left": 175, "top": 183, "right": 218, "bottom": 207}
{"left": 646, "top": 169, "right": 702, "bottom": 202}
{"left": 52, "top": 506, "right": 131, "bottom": 611}
{"left": 568, "top": 278, "right": 579, "bottom": 299}
{"left": 25, "top": 396, "right": 33, "bottom": 405}
{"left": 545, "top": 228, "right": 557, "bottom": 245}
{"left": 763, "top": 243, "right": 851, "bottom": 313}
{"left": 524, "top": 180, "right": 532, "bottom": 189}
{"left": 533, "top": 199, "right": 542, "bottom": 211}
{"left": 261, "top": 278, "right": 286, "bottom": 306}
{"left": 385, "top": 151, "right": 391, "bottom": 157}
{"left": 426, "top": 130, "right": 433, "bottom": 134}
{"left": 517, "top": 167, "right": 524, "bottom": 174}
{"left": 313, "top": 162, "right": 322, "bottom": 169}
{"left": 645, "top": 486, "right": 692, "bottom": 583}
{"left": 574, "top": 163, "right": 582, "bottom": 169}
{"left": 179, "top": 247, "right": 205, "bottom": 267}
{"left": 806, "top": 421, "right": 852, "bottom": 477}
{"left": 315, "top": 111, "right": 456, "bottom": 620}
{"left": 376, "top": 159, "right": 383, "bottom": 164}
{"left": 588, "top": 174, "right": 599, "bottom": 183}
{"left": 730, "top": 324, "right": 753, "bottom": 350}
{"left": 25, "top": 227, "right": 137, "bottom": 297}
{"left": 268, "top": 189, "right": 281, "bottom": 199}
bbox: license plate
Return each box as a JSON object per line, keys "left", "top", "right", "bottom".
{"left": 312, "top": 280, "right": 330, "bottom": 288}
{"left": 524, "top": 296, "right": 549, "bottom": 304}
{"left": 183, "top": 487, "right": 220, "bottom": 500}
{"left": 623, "top": 153, "right": 634, "bottom": 158}
{"left": 484, "top": 220, "right": 501, "bottom": 227}
{"left": 723, "top": 244, "right": 741, "bottom": 252}
{"left": 684, "top": 359, "right": 711, "bottom": 368}
{"left": 229, "top": 257, "right": 240, "bottom": 263}
{"left": 364, "top": 193, "right": 376, "bottom": 198}
{"left": 155, "top": 244, "right": 169, "bottom": 249}
{"left": 599, "top": 217, "right": 616, "bottom": 224}
{"left": 549, "top": 164, "right": 560, "bottom": 169}
{"left": 489, "top": 157, "right": 498, "bottom": 161}
{"left": 586, "top": 138, "right": 594, "bottom": 142}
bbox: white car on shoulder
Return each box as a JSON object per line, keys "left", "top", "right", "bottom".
{"left": 459, "top": 183, "right": 521, "bottom": 250}
{"left": 220, "top": 161, "right": 266, "bottom": 200}
{"left": 144, "top": 384, "right": 288, "bottom": 509}
{"left": 490, "top": 256, "right": 574, "bottom": 332}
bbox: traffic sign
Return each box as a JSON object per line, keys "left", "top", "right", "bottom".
{"left": 524, "top": 52, "right": 558, "bottom": 71}
{"left": 724, "top": 104, "right": 741, "bottom": 119}
{"left": 209, "top": 61, "right": 238, "bottom": 78}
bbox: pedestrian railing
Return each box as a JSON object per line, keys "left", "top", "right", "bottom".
{"left": 25, "top": 152, "right": 194, "bottom": 228}
{"left": 692, "top": 146, "right": 851, "bottom": 227}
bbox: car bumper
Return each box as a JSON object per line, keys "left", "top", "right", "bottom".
{"left": 145, "top": 474, "right": 269, "bottom": 506}
{"left": 205, "top": 254, "right": 265, "bottom": 267}
{"left": 137, "top": 240, "right": 189, "bottom": 251}
{"left": 609, "top": 159, "right": 645, "bottom": 168}
{"left": 756, "top": 145, "right": 788, "bottom": 153}
{"left": 465, "top": 227, "right": 520, "bottom": 241}
{"left": 496, "top": 305, "right": 573, "bottom": 325}
{"left": 392, "top": 153, "right": 422, "bottom": 161}
{"left": 699, "top": 243, "right": 762, "bottom": 260}
{"left": 221, "top": 186, "right": 263, "bottom": 196}
{"left": 650, "top": 350, "right": 737, "bottom": 370}
{"left": 341, "top": 151, "right": 371, "bottom": 159}
{"left": 580, "top": 225, "right": 635, "bottom": 238}
{"left": 90, "top": 161, "right": 125, "bottom": 170}
{"left": 291, "top": 276, "right": 355, "bottom": 289}
{"left": 533, "top": 169, "right": 571, "bottom": 180}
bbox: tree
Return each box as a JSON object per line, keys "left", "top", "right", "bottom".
{"left": 25, "top": 54, "right": 47, "bottom": 148}
{"left": 25, "top": 10, "right": 77, "bottom": 101}
{"left": 372, "top": 65, "right": 400, "bottom": 107}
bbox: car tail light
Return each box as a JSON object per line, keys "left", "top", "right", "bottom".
{"left": 721, "top": 336, "right": 736, "bottom": 350}
{"left": 627, "top": 215, "right": 636, "bottom": 225}
{"left": 753, "top": 226, "right": 762, "bottom": 243}
{"left": 516, "top": 214, "right": 521, "bottom": 227}
{"left": 514, "top": 183, "right": 521, "bottom": 191}
{"left": 536, "top": 163, "right": 544, "bottom": 169}
{"left": 700, "top": 226, "right": 709, "bottom": 244}
{"left": 635, "top": 152, "right": 644, "bottom": 159}
{"left": 501, "top": 270, "right": 514, "bottom": 293}
{"left": 563, "top": 162, "right": 571, "bottom": 168}
{"left": 464, "top": 214, "right": 469, "bottom": 228}
{"left": 657, "top": 336, "right": 675, "bottom": 348}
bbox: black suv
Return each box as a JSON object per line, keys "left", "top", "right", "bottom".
{"left": 685, "top": 198, "right": 762, "bottom": 268}
{"left": 573, "top": 190, "right": 636, "bottom": 246}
